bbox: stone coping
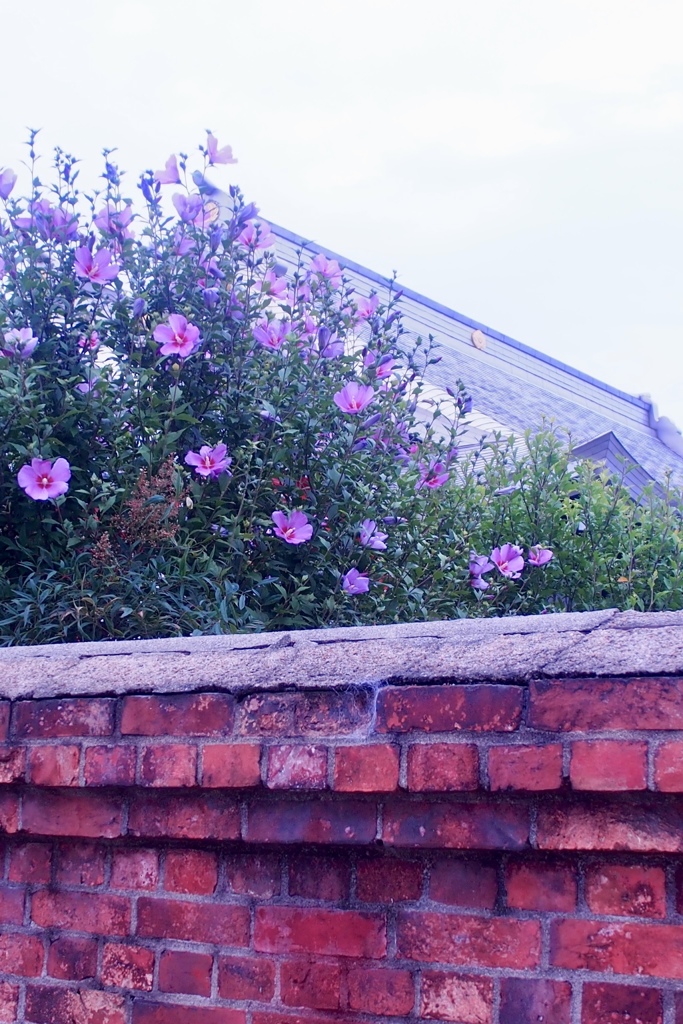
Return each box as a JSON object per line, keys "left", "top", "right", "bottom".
{"left": 1, "top": 609, "right": 682, "bottom": 701}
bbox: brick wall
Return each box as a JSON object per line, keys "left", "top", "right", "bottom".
{"left": 1, "top": 674, "right": 683, "bottom": 1023}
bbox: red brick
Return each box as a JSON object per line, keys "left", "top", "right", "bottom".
{"left": 202, "top": 744, "right": 261, "bottom": 787}
{"left": 47, "top": 936, "right": 97, "bottom": 980}
{"left": 383, "top": 800, "right": 528, "bottom": 849}
{"left": 357, "top": 858, "right": 422, "bottom": 902}
{"left": 9, "top": 843, "right": 52, "bottom": 884}
{"left": 31, "top": 890, "right": 130, "bottom": 935}
{"left": 654, "top": 741, "right": 683, "bottom": 791}
{"left": 84, "top": 745, "right": 136, "bottom": 786}
{"left": 25, "top": 986, "right": 126, "bottom": 1024}
{"left": 537, "top": 803, "right": 683, "bottom": 852}
{"left": 407, "top": 744, "right": 478, "bottom": 791}
{"left": 585, "top": 863, "right": 666, "bottom": 918}
{"left": 377, "top": 684, "right": 522, "bottom": 733}
{"left": 218, "top": 956, "right": 275, "bottom": 1001}
{"left": 237, "top": 690, "right": 371, "bottom": 737}
{"left": 225, "top": 852, "right": 281, "bottom": 897}
{"left": 0, "top": 934, "right": 44, "bottom": 977}
{"left": 430, "top": 859, "right": 498, "bottom": 909}
{"left": 489, "top": 743, "right": 562, "bottom": 791}
{"left": 0, "top": 792, "right": 18, "bottom": 833}
{"left": 253, "top": 1017, "right": 362, "bottom": 1024}
{"left": 159, "top": 950, "right": 212, "bottom": 997}
{"left": 28, "top": 744, "right": 80, "bottom": 786}
{"left": 140, "top": 743, "right": 197, "bottom": 787}
{"left": 582, "top": 982, "right": 662, "bottom": 1024}
{"left": 0, "top": 746, "right": 25, "bottom": 784}
{"left": 128, "top": 792, "right": 239, "bottom": 840}
{"left": 570, "top": 740, "right": 647, "bottom": 791}
{"left": 334, "top": 744, "right": 399, "bottom": 792}
{"left": 102, "top": 942, "right": 154, "bottom": 990}
{"left": 121, "top": 692, "right": 234, "bottom": 736}
{"left": 254, "top": 906, "right": 386, "bottom": 958}
{"left": 500, "top": 979, "right": 571, "bottom": 1024}
{"left": 551, "top": 918, "right": 683, "bottom": 978}
{"left": 397, "top": 912, "right": 540, "bottom": 968}
{"left": 281, "top": 961, "right": 341, "bottom": 1010}
{"left": 247, "top": 798, "right": 376, "bottom": 844}
{"left": 137, "top": 896, "right": 250, "bottom": 946}
{"left": 111, "top": 848, "right": 159, "bottom": 890}
{"left": 164, "top": 849, "right": 218, "bottom": 895}
{"left": 267, "top": 745, "right": 328, "bottom": 789}
{"left": 530, "top": 677, "right": 683, "bottom": 731}
{"left": 421, "top": 972, "right": 493, "bottom": 1023}
{"left": 0, "top": 704, "right": 8, "bottom": 742}
{"left": 12, "top": 697, "right": 115, "bottom": 738}
{"left": 0, "top": 982, "right": 18, "bottom": 1023}
{"left": 22, "top": 790, "right": 123, "bottom": 838}
{"left": 133, "top": 1006, "right": 244, "bottom": 1024}
{"left": 55, "top": 841, "right": 106, "bottom": 886}
{"left": 289, "top": 855, "right": 350, "bottom": 900}
{"left": 505, "top": 859, "right": 576, "bottom": 912}
{"left": 676, "top": 992, "right": 683, "bottom": 1023}
{"left": 0, "top": 886, "right": 24, "bottom": 925}
{"left": 348, "top": 967, "right": 414, "bottom": 1017}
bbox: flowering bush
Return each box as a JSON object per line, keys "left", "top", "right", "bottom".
{"left": 0, "top": 132, "right": 681, "bottom": 644}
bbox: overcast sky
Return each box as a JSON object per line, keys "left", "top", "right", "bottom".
{"left": 2, "top": 0, "right": 682, "bottom": 425}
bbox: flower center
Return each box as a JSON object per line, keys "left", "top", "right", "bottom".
{"left": 39, "top": 475, "right": 51, "bottom": 488}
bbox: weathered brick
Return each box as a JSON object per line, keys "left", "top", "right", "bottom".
{"left": 570, "top": 739, "right": 647, "bottom": 791}
{"left": 334, "top": 744, "right": 399, "bottom": 792}
{"left": 537, "top": 803, "right": 683, "bottom": 852}
{"left": 25, "top": 986, "right": 126, "bottom": 1024}
{"left": 111, "top": 848, "right": 159, "bottom": 890}
{"left": 164, "top": 849, "right": 218, "bottom": 895}
{"left": 654, "top": 741, "right": 683, "bottom": 791}
{"left": 84, "top": 744, "right": 136, "bottom": 786}
{"left": 55, "top": 841, "right": 106, "bottom": 886}
{"left": 582, "top": 982, "right": 662, "bottom": 1024}
{"left": 0, "top": 982, "right": 18, "bottom": 1023}
{"left": 136, "top": 896, "right": 250, "bottom": 946}
{"left": 499, "top": 979, "right": 571, "bottom": 1024}
{"left": 0, "top": 933, "right": 44, "bottom": 977}
{"left": 0, "top": 704, "right": 8, "bottom": 742}
{"left": 505, "top": 859, "right": 577, "bottom": 912}
{"left": 121, "top": 692, "right": 235, "bottom": 736}
{"left": 102, "top": 942, "right": 154, "bottom": 990}
{"left": 397, "top": 912, "right": 541, "bottom": 968}
{"left": 488, "top": 743, "right": 562, "bottom": 791}
{"left": 254, "top": 906, "right": 386, "bottom": 958}
{"left": 218, "top": 955, "right": 275, "bottom": 1001}
{"left": 407, "top": 744, "right": 478, "bottom": 791}
{"left": 225, "top": 852, "right": 281, "bottom": 897}
{"left": 289, "top": 855, "right": 350, "bottom": 900}
{"left": 0, "top": 792, "right": 18, "bottom": 833}
{"left": 383, "top": 800, "right": 529, "bottom": 849}
{"left": 237, "top": 690, "right": 371, "bottom": 737}
{"left": 201, "top": 744, "right": 261, "bottom": 787}
{"left": 377, "top": 684, "right": 522, "bottom": 733}
{"left": 47, "top": 936, "right": 97, "bottom": 980}
{"left": 676, "top": 992, "right": 683, "bottom": 1024}
{"left": 420, "top": 971, "right": 493, "bottom": 1023}
{"left": 551, "top": 918, "right": 683, "bottom": 978}
{"left": 22, "top": 790, "right": 123, "bottom": 839}
{"left": 28, "top": 744, "right": 80, "bottom": 786}
{"left": 140, "top": 743, "right": 197, "bottom": 787}
{"left": 280, "top": 960, "right": 342, "bottom": 1010}
{"left": 247, "top": 798, "right": 376, "bottom": 844}
{"left": 0, "top": 886, "right": 25, "bottom": 925}
{"left": 585, "top": 863, "right": 666, "bottom": 918}
{"left": 530, "top": 677, "right": 683, "bottom": 731}
{"left": 32, "top": 890, "right": 130, "bottom": 936}
{"left": 133, "top": 1006, "right": 244, "bottom": 1024}
{"left": 252, "top": 1016, "right": 362, "bottom": 1024}
{"left": 128, "top": 792, "right": 240, "bottom": 840}
{"left": 8, "top": 842, "right": 52, "bottom": 884}
{"left": 0, "top": 745, "right": 25, "bottom": 784}
{"left": 357, "top": 858, "right": 422, "bottom": 902}
{"left": 348, "top": 967, "right": 415, "bottom": 1017}
{"left": 159, "top": 950, "right": 212, "bottom": 997}
{"left": 266, "top": 745, "right": 328, "bottom": 789}
{"left": 12, "top": 698, "right": 115, "bottom": 738}
{"left": 430, "top": 859, "right": 498, "bottom": 909}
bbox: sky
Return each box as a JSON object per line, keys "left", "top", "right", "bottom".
{"left": 1, "top": 0, "right": 682, "bottom": 424}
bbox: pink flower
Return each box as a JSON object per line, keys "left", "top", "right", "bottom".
{"left": 2, "top": 328, "right": 38, "bottom": 359}
{"left": 253, "top": 320, "right": 290, "bottom": 352}
{"left": 15, "top": 200, "right": 78, "bottom": 241}
{"left": 317, "top": 327, "right": 344, "bottom": 359}
{"left": 94, "top": 202, "right": 134, "bottom": 239}
{"left": 0, "top": 168, "right": 17, "bottom": 200}
{"left": 260, "top": 268, "right": 288, "bottom": 299}
{"left": 74, "top": 247, "right": 121, "bottom": 285}
{"left": 309, "top": 253, "right": 342, "bottom": 289}
{"left": 78, "top": 331, "right": 100, "bottom": 352}
{"left": 528, "top": 545, "right": 554, "bottom": 567}
{"left": 153, "top": 314, "right": 201, "bottom": 359}
{"left": 17, "top": 458, "right": 71, "bottom": 501}
{"left": 359, "top": 519, "right": 388, "bottom": 551}
{"left": 416, "top": 461, "right": 450, "bottom": 490}
{"left": 271, "top": 510, "right": 313, "bottom": 545}
{"left": 469, "top": 552, "right": 494, "bottom": 590}
{"left": 333, "top": 381, "right": 375, "bottom": 414}
{"left": 490, "top": 543, "right": 525, "bottom": 579}
{"left": 342, "top": 568, "right": 370, "bottom": 595}
{"left": 185, "top": 443, "right": 232, "bottom": 478}
{"left": 154, "top": 154, "right": 181, "bottom": 185}
{"left": 206, "top": 132, "right": 237, "bottom": 166}
{"left": 355, "top": 294, "right": 379, "bottom": 320}
{"left": 237, "top": 220, "right": 276, "bottom": 249}
{"left": 172, "top": 193, "right": 204, "bottom": 226}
